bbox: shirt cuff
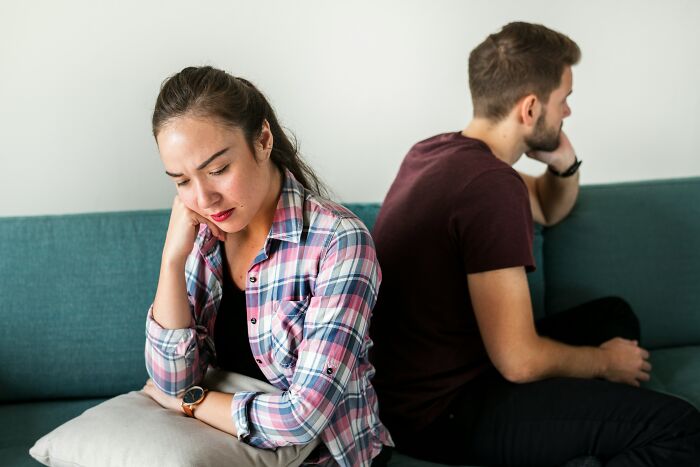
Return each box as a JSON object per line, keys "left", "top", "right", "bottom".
{"left": 231, "top": 391, "right": 258, "bottom": 441}
{"left": 145, "top": 306, "right": 197, "bottom": 358}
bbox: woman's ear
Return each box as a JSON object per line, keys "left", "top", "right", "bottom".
{"left": 519, "top": 94, "right": 540, "bottom": 128}
{"left": 257, "top": 119, "right": 274, "bottom": 161}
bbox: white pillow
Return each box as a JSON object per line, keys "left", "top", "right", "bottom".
{"left": 30, "top": 370, "right": 320, "bottom": 467}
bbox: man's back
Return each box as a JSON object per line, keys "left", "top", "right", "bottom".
{"left": 370, "top": 131, "right": 535, "bottom": 436}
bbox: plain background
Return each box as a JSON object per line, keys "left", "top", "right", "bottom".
{"left": 1, "top": 0, "right": 699, "bottom": 217}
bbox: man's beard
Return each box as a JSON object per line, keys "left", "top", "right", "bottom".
{"left": 525, "top": 113, "right": 561, "bottom": 152}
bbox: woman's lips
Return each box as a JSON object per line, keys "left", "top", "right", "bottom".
{"left": 211, "top": 208, "right": 234, "bottom": 222}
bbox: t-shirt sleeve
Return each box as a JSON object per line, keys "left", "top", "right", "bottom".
{"left": 449, "top": 168, "right": 535, "bottom": 274}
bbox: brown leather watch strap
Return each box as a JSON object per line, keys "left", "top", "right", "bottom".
{"left": 182, "top": 403, "right": 195, "bottom": 417}
{"left": 181, "top": 387, "right": 208, "bottom": 417}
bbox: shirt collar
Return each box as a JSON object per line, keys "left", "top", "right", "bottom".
{"left": 194, "top": 168, "right": 305, "bottom": 257}
{"left": 268, "top": 169, "right": 305, "bottom": 244}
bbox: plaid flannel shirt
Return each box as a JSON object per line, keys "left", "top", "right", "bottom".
{"left": 145, "top": 170, "right": 393, "bottom": 466}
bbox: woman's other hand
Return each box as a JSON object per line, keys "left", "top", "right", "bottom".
{"left": 142, "top": 378, "right": 183, "bottom": 412}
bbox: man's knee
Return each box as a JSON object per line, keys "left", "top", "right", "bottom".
{"left": 657, "top": 395, "right": 700, "bottom": 461}
{"left": 596, "top": 296, "right": 640, "bottom": 341}
{"left": 672, "top": 397, "right": 700, "bottom": 433}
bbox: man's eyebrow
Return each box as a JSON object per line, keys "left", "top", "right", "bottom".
{"left": 165, "top": 147, "right": 230, "bottom": 178}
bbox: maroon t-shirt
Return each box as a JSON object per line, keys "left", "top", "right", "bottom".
{"left": 369, "top": 132, "right": 535, "bottom": 436}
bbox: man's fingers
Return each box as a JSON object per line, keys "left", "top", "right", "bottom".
{"left": 641, "top": 361, "right": 652, "bottom": 372}
{"left": 640, "top": 348, "right": 650, "bottom": 360}
{"left": 637, "top": 372, "right": 651, "bottom": 382}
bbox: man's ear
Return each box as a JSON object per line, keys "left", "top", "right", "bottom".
{"left": 256, "top": 119, "right": 274, "bottom": 161}
{"left": 519, "top": 94, "right": 540, "bottom": 128}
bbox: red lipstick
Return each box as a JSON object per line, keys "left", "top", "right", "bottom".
{"left": 211, "top": 209, "right": 234, "bottom": 222}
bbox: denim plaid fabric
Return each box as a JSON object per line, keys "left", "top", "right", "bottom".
{"left": 145, "top": 170, "right": 393, "bottom": 466}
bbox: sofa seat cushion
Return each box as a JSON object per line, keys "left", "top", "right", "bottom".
{"left": 644, "top": 345, "right": 700, "bottom": 409}
{"left": 0, "top": 398, "right": 105, "bottom": 466}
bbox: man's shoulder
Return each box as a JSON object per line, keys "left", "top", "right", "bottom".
{"left": 409, "top": 131, "right": 490, "bottom": 156}
{"left": 405, "top": 132, "right": 508, "bottom": 177}
{"left": 454, "top": 166, "right": 530, "bottom": 213}
{"left": 376, "top": 135, "right": 521, "bottom": 227}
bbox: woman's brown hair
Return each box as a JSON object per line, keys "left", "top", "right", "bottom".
{"left": 152, "top": 66, "right": 326, "bottom": 196}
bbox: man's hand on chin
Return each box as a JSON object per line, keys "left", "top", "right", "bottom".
{"left": 526, "top": 130, "right": 577, "bottom": 172}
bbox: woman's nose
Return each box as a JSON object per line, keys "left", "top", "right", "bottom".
{"left": 195, "top": 182, "right": 220, "bottom": 210}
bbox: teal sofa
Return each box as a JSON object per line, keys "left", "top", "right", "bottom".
{"left": 2, "top": 177, "right": 699, "bottom": 466}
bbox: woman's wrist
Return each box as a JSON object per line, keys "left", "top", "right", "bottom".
{"left": 161, "top": 251, "right": 188, "bottom": 271}
{"left": 153, "top": 255, "right": 193, "bottom": 329}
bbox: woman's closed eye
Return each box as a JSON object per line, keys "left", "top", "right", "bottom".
{"left": 210, "top": 164, "right": 229, "bottom": 176}
{"left": 174, "top": 164, "right": 229, "bottom": 187}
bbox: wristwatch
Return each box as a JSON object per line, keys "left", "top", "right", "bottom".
{"left": 548, "top": 156, "right": 582, "bottom": 177}
{"left": 181, "top": 386, "right": 208, "bottom": 417}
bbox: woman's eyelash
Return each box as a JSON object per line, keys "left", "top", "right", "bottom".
{"left": 175, "top": 165, "right": 228, "bottom": 187}
{"left": 210, "top": 165, "right": 229, "bottom": 176}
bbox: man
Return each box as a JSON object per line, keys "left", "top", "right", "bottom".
{"left": 369, "top": 22, "right": 700, "bottom": 466}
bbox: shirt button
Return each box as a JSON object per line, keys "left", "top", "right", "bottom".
{"left": 326, "top": 368, "right": 334, "bottom": 375}
{"left": 249, "top": 276, "right": 257, "bottom": 283}
{"left": 256, "top": 359, "right": 262, "bottom": 364}
{"left": 250, "top": 317, "right": 257, "bottom": 324}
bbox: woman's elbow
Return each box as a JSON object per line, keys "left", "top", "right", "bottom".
{"left": 283, "top": 395, "right": 333, "bottom": 443}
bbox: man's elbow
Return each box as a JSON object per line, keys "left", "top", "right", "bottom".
{"left": 539, "top": 211, "right": 566, "bottom": 228}
{"left": 499, "top": 364, "right": 536, "bottom": 384}
{"left": 494, "top": 353, "right": 542, "bottom": 384}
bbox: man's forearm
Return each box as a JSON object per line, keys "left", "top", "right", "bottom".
{"left": 519, "top": 335, "right": 606, "bottom": 382}
{"left": 534, "top": 170, "right": 579, "bottom": 225}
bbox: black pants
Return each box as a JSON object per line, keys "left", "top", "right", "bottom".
{"left": 395, "top": 297, "right": 700, "bottom": 467}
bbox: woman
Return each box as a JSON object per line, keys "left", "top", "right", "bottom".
{"left": 142, "top": 66, "right": 393, "bottom": 466}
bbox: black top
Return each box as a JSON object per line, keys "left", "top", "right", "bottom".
{"left": 214, "top": 258, "right": 267, "bottom": 382}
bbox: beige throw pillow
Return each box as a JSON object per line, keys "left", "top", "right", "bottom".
{"left": 29, "top": 370, "right": 320, "bottom": 467}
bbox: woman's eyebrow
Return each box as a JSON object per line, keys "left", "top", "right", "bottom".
{"left": 165, "top": 147, "right": 230, "bottom": 177}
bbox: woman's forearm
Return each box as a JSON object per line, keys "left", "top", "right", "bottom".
{"left": 152, "top": 255, "right": 193, "bottom": 329}
{"left": 193, "top": 391, "right": 238, "bottom": 436}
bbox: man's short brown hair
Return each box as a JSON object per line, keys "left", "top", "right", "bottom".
{"left": 469, "top": 22, "right": 581, "bottom": 121}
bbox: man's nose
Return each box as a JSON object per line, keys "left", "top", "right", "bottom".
{"left": 564, "top": 103, "right": 572, "bottom": 118}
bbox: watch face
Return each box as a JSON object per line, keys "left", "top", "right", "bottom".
{"left": 183, "top": 386, "right": 205, "bottom": 404}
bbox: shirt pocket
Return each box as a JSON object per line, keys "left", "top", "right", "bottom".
{"left": 270, "top": 298, "right": 309, "bottom": 370}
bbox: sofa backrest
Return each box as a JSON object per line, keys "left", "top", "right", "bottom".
{"left": 542, "top": 177, "right": 700, "bottom": 349}
{"left": 16, "top": 173, "right": 699, "bottom": 403}
{"left": 0, "top": 211, "right": 168, "bottom": 403}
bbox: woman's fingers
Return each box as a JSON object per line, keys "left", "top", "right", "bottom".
{"left": 194, "top": 213, "right": 226, "bottom": 241}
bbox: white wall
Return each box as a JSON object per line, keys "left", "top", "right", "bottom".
{"left": 1, "top": 0, "right": 699, "bottom": 216}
